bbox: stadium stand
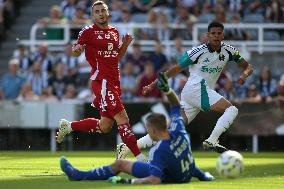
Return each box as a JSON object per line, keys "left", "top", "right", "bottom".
{"left": 0, "top": 0, "right": 283, "bottom": 103}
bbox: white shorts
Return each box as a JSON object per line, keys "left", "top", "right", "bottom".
{"left": 180, "top": 79, "right": 223, "bottom": 123}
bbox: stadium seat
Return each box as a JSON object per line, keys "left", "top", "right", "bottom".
{"left": 197, "top": 14, "right": 215, "bottom": 23}
{"left": 243, "top": 14, "right": 265, "bottom": 23}
{"left": 263, "top": 31, "right": 281, "bottom": 41}
{"left": 130, "top": 13, "right": 148, "bottom": 23}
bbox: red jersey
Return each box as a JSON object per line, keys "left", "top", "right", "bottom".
{"left": 77, "top": 24, "right": 120, "bottom": 85}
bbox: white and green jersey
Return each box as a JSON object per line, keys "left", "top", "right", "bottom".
{"left": 178, "top": 42, "right": 244, "bottom": 89}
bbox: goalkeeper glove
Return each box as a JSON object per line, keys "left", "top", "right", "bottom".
{"left": 156, "top": 72, "right": 169, "bottom": 93}
{"left": 108, "top": 176, "right": 132, "bottom": 184}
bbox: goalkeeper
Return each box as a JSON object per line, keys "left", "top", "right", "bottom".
{"left": 60, "top": 73, "right": 214, "bottom": 184}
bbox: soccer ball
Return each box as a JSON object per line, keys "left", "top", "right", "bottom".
{"left": 216, "top": 150, "right": 244, "bottom": 178}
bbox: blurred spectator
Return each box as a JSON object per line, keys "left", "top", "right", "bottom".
{"left": 13, "top": 44, "right": 33, "bottom": 76}
{"left": 39, "top": 87, "right": 57, "bottom": 101}
{"left": 70, "top": 5, "right": 91, "bottom": 39}
{"left": 70, "top": 6, "right": 90, "bottom": 24}
{"left": 0, "top": 59, "right": 25, "bottom": 100}
{"left": 27, "top": 61, "right": 49, "bottom": 96}
{"left": 218, "top": 79, "right": 237, "bottom": 102}
{"left": 177, "top": 0, "right": 197, "bottom": 9}
{"left": 214, "top": 3, "right": 226, "bottom": 23}
{"left": 275, "top": 81, "right": 284, "bottom": 102}
{"left": 149, "top": 40, "right": 168, "bottom": 72}
{"left": 257, "top": 66, "right": 277, "bottom": 101}
{"left": 173, "top": 6, "right": 190, "bottom": 24}
{"left": 77, "top": 79, "right": 92, "bottom": 101}
{"left": 170, "top": 37, "right": 184, "bottom": 61}
{"left": 243, "top": 0, "right": 266, "bottom": 15}
{"left": 120, "top": 61, "right": 137, "bottom": 100}
{"left": 199, "top": 32, "right": 208, "bottom": 44}
{"left": 37, "top": 5, "right": 67, "bottom": 40}
{"left": 49, "top": 63, "right": 71, "bottom": 99}
{"left": 216, "top": 70, "right": 232, "bottom": 92}
{"left": 77, "top": 0, "right": 92, "bottom": 16}
{"left": 280, "top": 73, "right": 284, "bottom": 82}
{"left": 157, "top": 11, "right": 171, "bottom": 41}
{"left": 17, "top": 82, "right": 39, "bottom": 101}
{"left": 225, "top": 0, "right": 242, "bottom": 14}
{"left": 171, "top": 6, "right": 196, "bottom": 40}
{"left": 201, "top": 2, "right": 212, "bottom": 15}
{"left": 116, "top": 7, "right": 132, "bottom": 36}
{"left": 60, "top": 0, "right": 77, "bottom": 20}
{"left": 62, "top": 84, "right": 77, "bottom": 100}
{"left": 110, "top": 0, "right": 123, "bottom": 22}
{"left": 0, "top": 0, "right": 18, "bottom": 41}
{"left": 32, "top": 43, "right": 54, "bottom": 74}
{"left": 137, "top": 9, "right": 159, "bottom": 40}
{"left": 2, "top": 0, "right": 15, "bottom": 31}
{"left": 0, "top": 1, "right": 5, "bottom": 41}
{"left": 137, "top": 61, "right": 161, "bottom": 98}
{"left": 130, "top": 0, "right": 160, "bottom": 13}
{"left": 57, "top": 43, "right": 79, "bottom": 83}
{"left": 236, "top": 83, "right": 262, "bottom": 104}
{"left": 168, "top": 69, "right": 187, "bottom": 97}
{"left": 76, "top": 53, "right": 91, "bottom": 87}
{"left": 124, "top": 42, "right": 149, "bottom": 74}
{"left": 226, "top": 14, "right": 250, "bottom": 40}
{"left": 266, "top": 0, "right": 284, "bottom": 23}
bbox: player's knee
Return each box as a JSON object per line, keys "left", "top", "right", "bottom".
{"left": 112, "top": 159, "right": 125, "bottom": 172}
{"left": 99, "top": 124, "right": 112, "bottom": 133}
{"left": 227, "top": 106, "right": 238, "bottom": 118}
{"left": 115, "top": 114, "right": 129, "bottom": 125}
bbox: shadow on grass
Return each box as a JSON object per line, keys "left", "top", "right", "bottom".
{"left": 0, "top": 151, "right": 118, "bottom": 159}
{"left": 202, "top": 162, "right": 284, "bottom": 180}
{"left": 1, "top": 163, "right": 284, "bottom": 189}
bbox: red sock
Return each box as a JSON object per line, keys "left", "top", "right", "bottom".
{"left": 71, "top": 118, "right": 101, "bottom": 133}
{"left": 118, "top": 123, "right": 141, "bottom": 157}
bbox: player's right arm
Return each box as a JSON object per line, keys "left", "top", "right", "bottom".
{"left": 72, "top": 26, "right": 89, "bottom": 57}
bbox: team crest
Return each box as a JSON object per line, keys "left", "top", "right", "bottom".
{"left": 203, "top": 58, "right": 210, "bottom": 64}
{"left": 219, "top": 54, "right": 225, "bottom": 61}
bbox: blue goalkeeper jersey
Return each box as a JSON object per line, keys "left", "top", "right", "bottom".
{"left": 148, "top": 105, "right": 196, "bottom": 183}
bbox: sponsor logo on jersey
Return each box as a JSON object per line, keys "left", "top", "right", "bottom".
{"left": 98, "top": 50, "right": 118, "bottom": 58}
{"left": 97, "top": 35, "right": 103, "bottom": 39}
{"left": 201, "top": 65, "right": 222, "bottom": 74}
{"left": 94, "top": 30, "right": 104, "bottom": 34}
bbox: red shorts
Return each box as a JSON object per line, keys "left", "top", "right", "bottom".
{"left": 91, "top": 79, "right": 124, "bottom": 119}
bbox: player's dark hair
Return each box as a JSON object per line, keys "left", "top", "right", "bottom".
{"left": 92, "top": 0, "right": 108, "bottom": 10}
{"left": 146, "top": 113, "right": 167, "bottom": 131}
{"left": 208, "top": 21, "right": 224, "bottom": 32}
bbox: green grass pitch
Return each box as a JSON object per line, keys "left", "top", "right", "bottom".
{"left": 0, "top": 151, "right": 284, "bottom": 189}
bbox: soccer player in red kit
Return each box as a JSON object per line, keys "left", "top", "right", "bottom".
{"left": 56, "top": 0, "right": 146, "bottom": 161}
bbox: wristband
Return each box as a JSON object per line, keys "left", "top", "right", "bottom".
{"left": 164, "top": 88, "right": 173, "bottom": 95}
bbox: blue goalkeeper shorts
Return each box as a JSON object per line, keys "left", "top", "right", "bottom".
{"left": 131, "top": 161, "right": 151, "bottom": 178}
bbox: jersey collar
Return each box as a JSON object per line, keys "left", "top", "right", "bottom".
{"left": 206, "top": 43, "right": 222, "bottom": 53}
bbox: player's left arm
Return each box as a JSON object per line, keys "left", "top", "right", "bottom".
{"left": 237, "top": 59, "right": 253, "bottom": 85}
{"left": 117, "top": 33, "right": 133, "bottom": 61}
{"left": 228, "top": 46, "right": 253, "bottom": 85}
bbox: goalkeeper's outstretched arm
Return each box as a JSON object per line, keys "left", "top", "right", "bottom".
{"left": 156, "top": 72, "right": 180, "bottom": 107}
{"left": 164, "top": 89, "right": 180, "bottom": 107}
